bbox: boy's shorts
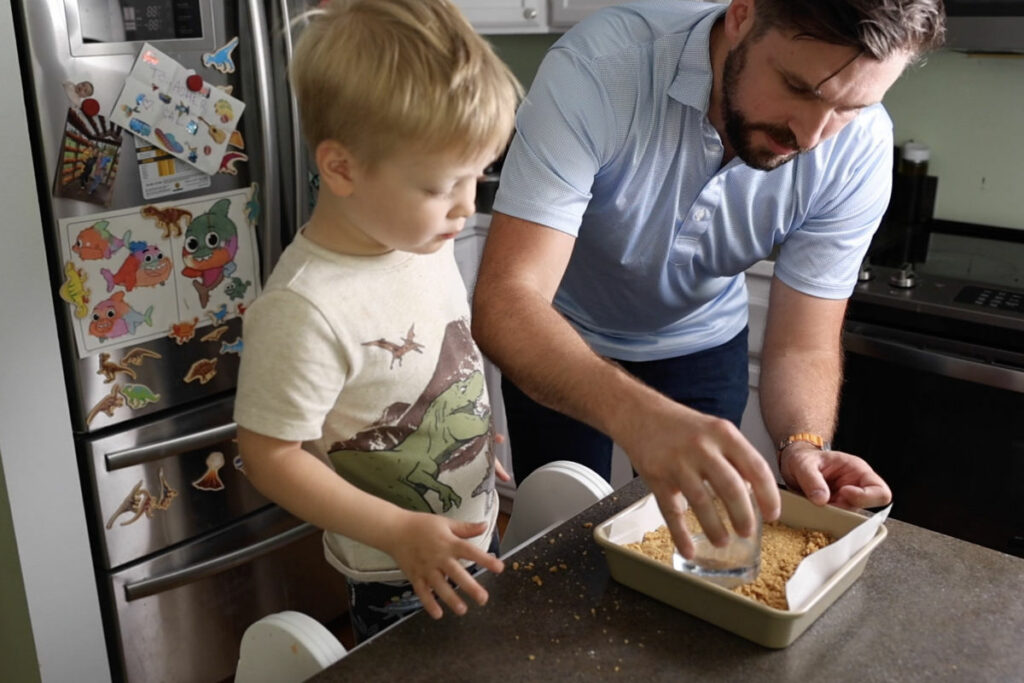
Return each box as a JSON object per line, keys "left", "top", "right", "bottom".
{"left": 345, "top": 533, "right": 501, "bottom": 643}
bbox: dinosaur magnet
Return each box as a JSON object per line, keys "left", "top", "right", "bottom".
{"left": 97, "top": 352, "right": 136, "bottom": 383}
{"left": 202, "top": 36, "right": 239, "bottom": 74}
{"left": 220, "top": 337, "right": 244, "bottom": 355}
{"left": 192, "top": 452, "right": 226, "bottom": 491}
{"left": 140, "top": 204, "right": 192, "bottom": 238}
{"left": 199, "top": 325, "right": 229, "bottom": 342}
{"left": 233, "top": 454, "right": 246, "bottom": 475}
{"left": 86, "top": 384, "right": 126, "bottom": 425}
{"left": 120, "top": 383, "right": 161, "bottom": 409}
{"left": 122, "top": 347, "right": 162, "bottom": 367}
{"left": 206, "top": 303, "right": 229, "bottom": 326}
{"left": 168, "top": 317, "right": 199, "bottom": 345}
{"left": 228, "top": 130, "right": 245, "bottom": 149}
{"left": 184, "top": 357, "right": 219, "bottom": 384}
{"left": 105, "top": 468, "right": 178, "bottom": 529}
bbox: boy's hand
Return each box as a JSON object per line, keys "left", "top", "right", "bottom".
{"left": 384, "top": 512, "right": 504, "bottom": 619}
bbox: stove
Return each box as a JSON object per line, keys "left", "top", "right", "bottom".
{"left": 836, "top": 221, "right": 1024, "bottom": 556}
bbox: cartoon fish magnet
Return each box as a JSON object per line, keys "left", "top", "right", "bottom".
{"left": 72, "top": 220, "right": 130, "bottom": 261}
{"left": 89, "top": 291, "right": 154, "bottom": 342}
{"left": 100, "top": 240, "right": 173, "bottom": 292}
{"left": 181, "top": 199, "right": 238, "bottom": 309}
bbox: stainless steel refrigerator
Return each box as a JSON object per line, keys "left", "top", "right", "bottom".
{"left": 13, "top": 2, "right": 340, "bottom": 681}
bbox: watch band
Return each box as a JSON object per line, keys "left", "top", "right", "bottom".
{"left": 776, "top": 432, "right": 832, "bottom": 471}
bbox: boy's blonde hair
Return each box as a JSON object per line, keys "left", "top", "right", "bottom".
{"left": 290, "top": 0, "right": 522, "bottom": 167}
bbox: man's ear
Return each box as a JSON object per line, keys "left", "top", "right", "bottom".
{"left": 316, "top": 139, "right": 360, "bottom": 197}
{"left": 724, "top": 0, "right": 756, "bottom": 44}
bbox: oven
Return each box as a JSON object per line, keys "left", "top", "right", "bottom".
{"left": 835, "top": 222, "right": 1024, "bottom": 558}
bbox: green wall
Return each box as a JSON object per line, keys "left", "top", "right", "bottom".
{"left": 489, "top": 35, "right": 1024, "bottom": 232}
{"left": 0, "top": 455, "right": 41, "bottom": 683}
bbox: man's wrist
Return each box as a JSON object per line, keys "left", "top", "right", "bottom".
{"left": 775, "top": 432, "right": 832, "bottom": 471}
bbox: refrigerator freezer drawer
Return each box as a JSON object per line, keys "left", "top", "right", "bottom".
{"left": 105, "top": 504, "right": 347, "bottom": 683}
{"left": 84, "top": 394, "right": 271, "bottom": 569}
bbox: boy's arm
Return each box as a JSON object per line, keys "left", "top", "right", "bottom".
{"left": 237, "top": 426, "right": 504, "bottom": 618}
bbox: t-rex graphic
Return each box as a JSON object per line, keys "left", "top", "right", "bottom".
{"left": 362, "top": 324, "right": 425, "bottom": 369}
{"left": 329, "top": 370, "right": 490, "bottom": 513}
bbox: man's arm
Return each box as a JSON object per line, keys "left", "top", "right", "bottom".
{"left": 472, "top": 212, "right": 781, "bottom": 557}
{"left": 759, "top": 276, "right": 891, "bottom": 508}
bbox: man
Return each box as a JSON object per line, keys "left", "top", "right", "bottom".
{"left": 472, "top": 0, "right": 945, "bottom": 558}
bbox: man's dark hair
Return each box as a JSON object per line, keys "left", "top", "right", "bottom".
{"left": 750, "top": 0, "right": 946, "bottom": 60}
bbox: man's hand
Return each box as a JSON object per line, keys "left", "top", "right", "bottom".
{"left": 381, "top": 512, "right": 503, "bottom": 620}
{"left": 779, "top": 442, "right": 892, "bottom": 509}
{"left": 618, "top": 396, "right": 781, "bottom": 560}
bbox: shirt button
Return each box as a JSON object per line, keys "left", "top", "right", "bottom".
{"left": 694, "top": 209, "right": 707, "bottom": 221}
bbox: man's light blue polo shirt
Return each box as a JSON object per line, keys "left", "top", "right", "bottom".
{"left": 493, "top": 0, "right": 893, "bottom": 361}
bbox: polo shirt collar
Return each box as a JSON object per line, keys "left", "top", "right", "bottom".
{"left": 666, "top": 4, "right": 727, "bottom": 114}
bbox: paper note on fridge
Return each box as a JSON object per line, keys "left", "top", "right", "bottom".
{"left": 110, "top": 43, "right": 245, "bottom": 175}
{"left": 56, "top": 186, "right": 261, "bottom": 358}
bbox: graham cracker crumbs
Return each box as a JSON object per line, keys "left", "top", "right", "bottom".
{"left": 624, "top": 507, "right": 834, "bottom": 610}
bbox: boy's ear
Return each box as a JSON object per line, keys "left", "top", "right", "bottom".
{"left": 316, "top": 139, "right": 360, "bottom": 197}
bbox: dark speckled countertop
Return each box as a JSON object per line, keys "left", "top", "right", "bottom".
{"left": 311, "top": 477, "right": 1024, "bottom": 682}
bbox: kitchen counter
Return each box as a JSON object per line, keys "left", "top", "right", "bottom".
{"left": 312, "top": 477, "right": 1024, "bottom": 681}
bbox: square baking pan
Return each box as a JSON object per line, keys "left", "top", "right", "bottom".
{"left": 593, "top": 488, "right": 887, "bottom": 648}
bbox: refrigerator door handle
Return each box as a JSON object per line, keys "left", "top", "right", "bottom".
{"left": 245, "top": 0, "right": 281, "bottom": 278}
{"left": 123, "top": 522, "right": 315, "bottom": 601}
{"left": 279, "top": 0, "right": 304, "bottom": 241}
{"left": 105, "top": 422, "right": 237, "bottom": 470}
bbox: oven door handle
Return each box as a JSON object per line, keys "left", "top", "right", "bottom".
{"left": 843, "top": 329, "right": 1024, "bottom": 394}
{"left": 123, "top": 522, "right": 314, "bottom": 601}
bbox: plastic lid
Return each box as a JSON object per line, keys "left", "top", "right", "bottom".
{"left": 901, "top": 141, "right": 930, "bottom": 163}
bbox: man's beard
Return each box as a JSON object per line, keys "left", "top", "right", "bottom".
{"left": 721, "top": 39, "right": 803, "bottom": 171}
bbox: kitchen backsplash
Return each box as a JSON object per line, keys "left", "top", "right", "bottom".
{"left": 488, "top": 35, "right": 1024, "bottom": 232}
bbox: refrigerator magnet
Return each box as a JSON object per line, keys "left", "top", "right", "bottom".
{"left": 58, "top": 187, "right": 262, "bottom": 358}
{"left": 135, "top": 144, "right": 211, "bottom": 201}
{"left": 62, "top": 80, "right": 94, "bottom": 107}
{"left": 120, "top": 383, "right": 161, "bottom": 409}
{"left": 97, "top": 351, "right": 137, "bottom": 383}
{"left": 244, "top": 182, "right": 261, "bottom": 228}
{"left": 106, "top": 469, "right": 178, "bottom": 529}
{"left": 184, "top": 357, "right": 219, "bottom": 385}
{"left": 86, "top": 383, "right": 126, "bottom": 426}
{"left": 218, "top": 151, "right": 248, "bottom": 175}
{"left": 59, "top": 261, "right": 92, "bottom": 319}
{"left": 140, "top": 204, "right": 192, "bottom": 238}
{"left": 110, "top": 44, "right": 245, "bottom": 175}
{"left": 202, "top": 36, "right": 239, "bottom": 74}
{"left": 219, "top": 338, "right": 244, "bottom": 356}
{"left": 168, "top": 317, "right": 200, "bottom": 345}
{"left": 200, "top": 325, "right": 229, "bottom": 342}
{"left": 52, "top": 107, "right": 124, "bottom": 207}
{"left": 192, "top": 452, "right": 226, "bottom": 492}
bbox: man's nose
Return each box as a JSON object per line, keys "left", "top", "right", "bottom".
{"left": 789, "top": 103, "right": 839, "bottom": 151}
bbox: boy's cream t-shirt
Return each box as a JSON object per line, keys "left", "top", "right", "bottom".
{"left": 234, "top": 232, "right": 498, "bottom": 583}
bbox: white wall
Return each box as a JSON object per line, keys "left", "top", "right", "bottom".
{"left": 883, "top": 50, "right": 1024, "bottom": 230}
{"left": 0, "top": 2, "right": 111, "bottom": 679}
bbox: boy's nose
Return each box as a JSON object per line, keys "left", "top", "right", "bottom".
{"left": 449, "top": 183, "right": 476, "bottom": 219}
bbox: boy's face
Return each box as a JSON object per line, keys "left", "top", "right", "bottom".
{"left": 337, "top": 146, "right": 493, "bottom": 255}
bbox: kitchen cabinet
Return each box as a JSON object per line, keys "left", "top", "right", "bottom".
{"left": 456, "top": 0, "right": 547, "bottom": 34}
{"left": 741, "top": 260, "right": 778, "bottom": 478}
{"left": 548, "top": 0, "right": 626, "bottom": 29}
{"left": 548, "top": 0, "right": 727, "bottom": 29}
